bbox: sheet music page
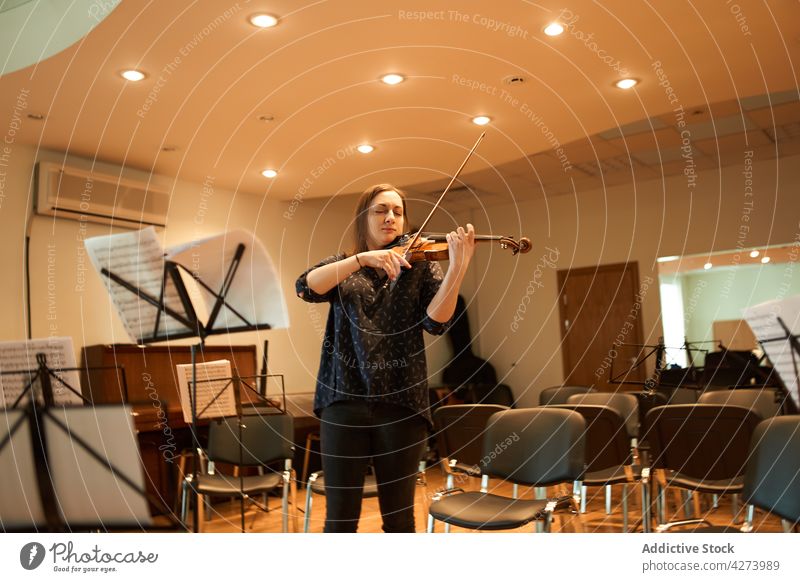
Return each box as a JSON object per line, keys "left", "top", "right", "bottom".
{"left": 0, "top": 337, "right": 83, "bottom": 407}
{"left": 84, "top": 226, "right": 191, "bottom": 342}
{"left": 167, "top": 229, "right": 289, "bottom": 331}
{"left": 176, "top": 359, "right": 236, "bottom": 423}
{"left": 743, "top": 294, "right": 800, "bottom": 407}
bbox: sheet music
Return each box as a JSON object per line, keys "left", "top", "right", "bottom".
{"left": 0, "top": 337, "right": 83, "bottom": 407}
{"left": 84, "top": 226, "right": 191, "bottom": 342}
{"left": 743, "top": 294, "right": 800, "bottom": 407}
{"left": 176, "top": 359, "right": 236, "bottom": 423}
{"left": 167, "top": 229, "right": 289, "bottom": 331}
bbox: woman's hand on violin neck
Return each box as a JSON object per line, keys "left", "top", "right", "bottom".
{"left": 358, "top": 249, "right": 411, "bottom": 281}
{"left": 446, "top": 224, "right": 476, "bottom": 279}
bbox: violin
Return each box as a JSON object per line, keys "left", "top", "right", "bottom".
{"left": 385, "top": 132, "right": 532, "bottom": 288}
{"left": 388, "top": 232, "right": 532, "bottom": 262}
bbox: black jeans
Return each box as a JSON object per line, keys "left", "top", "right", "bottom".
{"left": 320, "top": 400, "right": 428, "bottom": 533}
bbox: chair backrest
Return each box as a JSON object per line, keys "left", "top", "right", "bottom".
{"left": 743, "top": 416, "right": 800, "bottom": 524}
{"left": 480, "top": 408, "right": 585, "bottom": 486}
{"left": 552, "top": 404, "right": 631, "bottom": 472}
{"left": 539, "top": 385, "right": 595, "bottom": 406}
{"left": 566, "top": 392, "right": 639, "bottom": 439}
{"left": 466, "top": 384, "right": 515, "bottom": 407}
{"left": 667, "top": 388, "right": 699, "bottom": 404}
{"left": 643, "top": 404, "right": 762, "bottom": 481}
{"left": 207, "top": 413, "right": 294, "bottom": 466}
{"left": 698, "top": 388, "right": 781, "bottom": 420}
{"left": 433, "top": 404, "right": 508, "bottom": 467}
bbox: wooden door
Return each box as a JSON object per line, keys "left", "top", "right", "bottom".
{"left": 557, "top": 262, "right": 647, "bottom": 391}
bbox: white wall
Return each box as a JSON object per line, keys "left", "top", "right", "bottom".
{"left": 5, "top": 145, "right": 797, "bottom": 406}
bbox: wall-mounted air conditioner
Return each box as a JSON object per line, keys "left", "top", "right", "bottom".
{"left": 35, "top": 162, "right": 169, "bottom": 228}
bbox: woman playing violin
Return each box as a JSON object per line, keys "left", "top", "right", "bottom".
{"left": 296, "top": 183, "right": 475, "bottom": 532}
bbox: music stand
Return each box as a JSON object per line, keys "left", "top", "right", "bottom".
{"left": 752, "top": 317, "right": 800, "bottom": 414}
{"left": 185, "top": 369, "right": 286, "bottom": 532}
{"left": 0, "top": 354, "right": 180, "bottom": 531}
{"left": 85, "top": 228, "right": 288, "bottom": 532}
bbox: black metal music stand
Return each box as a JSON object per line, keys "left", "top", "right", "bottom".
{"left": 186, "top": 370, "right": 286, "bottom": 531}
{"left": 0, "top": 354, "right": 181, "bottom": 531}
{"left": 96, "top": 241, "right": 275, "bottom": 532}
{"left": 755, "top": 316, "right": 800, "bottom": 414}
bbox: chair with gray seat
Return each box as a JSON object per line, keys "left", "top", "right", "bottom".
{"left": 640, "top": 404, "right": 762, "bottom": 532}
{"left": 655, "top": 415, "right": 800, "bottom": 532}
{"left": 433, "top": 404, "right": 509, "bottom": 490}
{"left": 556, "top": 403, "right": 642, "bottom": 531}
{"left": 539, "top": 385, "right": 595, "bottom": 406}
{"left": 180, "top": 413, "right": 297, "bottom": 532}
{"left": 432, "top": 404, "right": 508, "bottom": 532}
{"left": 427, "top": 407, "right": 585, "bottom": 533}
{"left": 740, "top": 415, "right": 800, "bottom": 532}
{"left": 565, "top": 392, "right": 640, "bottom": 518}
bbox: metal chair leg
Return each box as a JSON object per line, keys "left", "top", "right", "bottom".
{"left": 535, "top": 486, "right": 546, "bottom": 533}
{"left": 281, "top": 470, "right": 290, "bottom": 533}
{"left": 304, "top": 483, "right": 313, "bottom": 533}
{"left": 197, "top": 493, "right": 205, "bottom": 533}
{"left": 426, "top": 514, "right": 435, "bottom": 533}
{"left": 180, "top": 477, "right": 191, "bottom": 525}
{"left": 682, "top": 490, "right": 694, "bottom": 519}
{"left": 574, "top": 481, "right": 586, "bottom": 513}
{"left": 605, "top": 484, "right": 612, "bottom": 514}
{"left": 622, "top": 484, "right": 629, "bottom": 532}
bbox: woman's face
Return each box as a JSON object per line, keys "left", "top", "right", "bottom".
{"left": 366, "top": 190, "right": 405, "bottom": 250}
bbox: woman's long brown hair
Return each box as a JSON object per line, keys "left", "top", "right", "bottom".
{"left": 351, "top": 184, "right": 409, "bottom": 254}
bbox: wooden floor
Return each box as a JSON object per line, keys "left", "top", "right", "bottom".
{"left": 186, "top": 465, "right": 787, "bottom": 534}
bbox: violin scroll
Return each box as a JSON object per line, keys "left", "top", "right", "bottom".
{"left": 499, "top": 236, "right": 532, "bottom": 255}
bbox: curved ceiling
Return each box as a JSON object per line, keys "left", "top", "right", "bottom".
{"left": 0, "top": 0, "right": 798, "bottom": 202}
{"left": 0, "top": 0, "right": 120, "bottom": 75}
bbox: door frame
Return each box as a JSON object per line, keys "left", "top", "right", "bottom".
{"left": 556, "top": 261, "right": 646, "bottom": 388}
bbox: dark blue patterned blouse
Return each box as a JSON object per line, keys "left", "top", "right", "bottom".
{"left": 296, "top": 254, "right": 451, "bottom": 426}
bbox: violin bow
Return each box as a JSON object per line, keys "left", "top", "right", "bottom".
{"left": 403, "top": 131, "right": 485, "bottom": 253}
{"left": 386, "top": 132, "right": 485, "bottom": 291}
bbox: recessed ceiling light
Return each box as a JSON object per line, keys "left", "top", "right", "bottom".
{"left": 761, "top": 256, "right": 771, "bottom": 264}
{"left": 27, "top": 113, "right": 45, "bottom": 120}
{"left": 161, "top": 146, "right": 178, "bottom": 152}
{"left": 749, "top": 250, "right": 760, "bottom": 258}
{"left": 261, "top": 169, "right": 277, "bottom": 178}
{"left": 381, "top": 73, "right": 405, "bottom": 85}
{"left": 257, "top": 114, "right": 275, "bottom": 122}
{"left": 543, "top": 23, "right": 565, "bottom": 36}
{"left": 615, "top": 78, "right": 639, "bottom": 90}
{"left": 249, "top": 14, "right": 278, "bottom": 28}
{"left": 357, "top": 144, "right": 374, "bottom": 154}
{"left": 657, "top": 256, "right": 679, "bottom": 263}
{"left": 472, "top": 115, "right": 491, "bottom": 126}
{"left": 703, "top": 262, "right": 713, "bottom": 270}
{"left": 121, "top": 69, "right": 146, "bottom": 82}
